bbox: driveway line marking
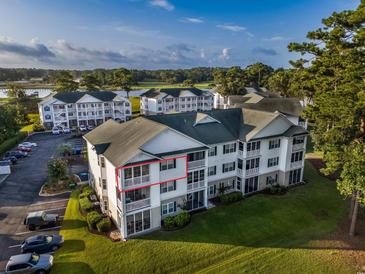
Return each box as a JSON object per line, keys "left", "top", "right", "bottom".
{"left": 44, "top": 206, "right": 67, "bottom": 211}
{"left": 31, "top": 199, "right": 69, "bottom": 206}
{"left": 8, "top": 244, "right": 22, "bottom": 248}
{"left": 15, "top": 226, "right": 62, "bottom": 236}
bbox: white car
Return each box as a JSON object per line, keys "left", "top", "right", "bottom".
{"left": 63, "top": 127, "right": 71, "bottom": 133}
{"left": 19, "top": 142, "right": 37, "bottom": 148}
{"left": 79, "top": 125, "right": 87, "bottom": 132}
{"left": 87, "top": 125, "right": 94, "bottom": 130}
{"left": 52, "top": 127, "right": 60, "bottom": 135}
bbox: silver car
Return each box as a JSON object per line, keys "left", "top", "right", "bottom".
{"left": 4, "top": 253, "right": 53, "bottom": 274}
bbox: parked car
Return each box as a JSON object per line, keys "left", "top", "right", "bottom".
{"left": 17, "top": 146, "right": 32, "bottom": 153}
{"left": 21, "top": 235, "right": 64, "bottom": 254}
{"left": 63, "top": 127, "right": 71, "bottom": 133}
{"left": 2, "top": 156, "right": 17, "bottom": 165}
{"left": 87, "top": 125, "right": 94, "bottom": 130}
{"left": 79, "top": 125, "right": 87, "bottom": 132}
{"left": 19, "top": 142, "right": 37, "bottom": 148}
{"left": 24, "top": 211, "right": 59, "bottom": 231}
{"left": 4, "top": 253, "right": 53, "bottom": 274}
{"left": 52, "top": 127, "right": 60, "bottom": 135}
{"left": 5, "top": 151, "right": 27, "bottom": 159}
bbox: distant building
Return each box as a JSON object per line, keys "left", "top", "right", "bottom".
{"left": 38, "top": 91, "right": 131, "bottom": 129}
{"left": 140, "top": 87, "right": 214, "bottom": 115}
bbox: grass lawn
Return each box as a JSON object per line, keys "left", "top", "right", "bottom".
{"left": 131, "top": 81, "right": 213, "bottom": 90}
{"left": 129, "top": 96, "right": 140, "bottom": 114}
{"left": 53, "top": 161, "right": 355, "bottom": 274}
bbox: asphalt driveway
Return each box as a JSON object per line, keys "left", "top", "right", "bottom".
{"left": 0, "top": 132, "right": 85, "bottom": 270}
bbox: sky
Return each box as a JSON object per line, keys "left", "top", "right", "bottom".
{"left": 0, "top": 0, "right": 360, "bottom": 70}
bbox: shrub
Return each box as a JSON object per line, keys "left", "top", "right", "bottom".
{"left": 0, "top": 132, "right": 27, "bottom": 156}
{"left": 87, "top": 211, "right": 102, "bottom": 230}
{"left": 33, "top": 122, "right": 45, "bottom": 132}
{"left": 79, "top": 192, "right": 89, "bottom": 199}
{"left": 48, "top": 158, "right": 67, "bottom": 182}
{"left": 163, "top": 216, "right": 175, "bottom": 230}
{"left": 269, "top": 184, "right": 287, "bottom": 195}
{"left": 79, "top": 197, "right": 93, "bottom": 212}
{"left": 96, "top": 218, "right": 112, "bottom": 232}
{"left": 174, "top": 211, "right": 190, "bottom": 228}
{"left": 220, "top": 191, "right": 243, "bottom": 204}
{"left": 82, "top": 185, "right": 94, "bottom": 196}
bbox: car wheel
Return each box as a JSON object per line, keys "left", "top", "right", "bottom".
{"left": 50, "top": 245, "right": 58, "bottom": 251}
{"left": 36, "top": 269, "right": 46, "bottom": 274}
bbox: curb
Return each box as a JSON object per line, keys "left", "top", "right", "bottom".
{"left": 0, "top": 174, "right": 10, "bottom": 187}
{"left": 38, "top": 183, "right": 72, "bottom": 197}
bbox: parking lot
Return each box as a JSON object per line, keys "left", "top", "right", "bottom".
{"left": 0, "top": 132, "right": 86, "bottom": 271}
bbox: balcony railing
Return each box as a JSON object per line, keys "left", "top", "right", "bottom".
{"left": 290, "top": 161, "right": 303, "bottom": 169}
{"left": 292, "top": 143, "right": 305, "bottom": 151}
{"left": 245, "top": 167, "right": 259, "bottom": 176}
{"left": 246, "top": 150, "right": 260, "bottom": 157}
{"left": 188, "top": 160, "right": 205, "bottom": 170}
{"left": 117, "top": 199, "right": 123, "bottom": 211}
{"left": 187, "top": 180, "right": 205, "bottom": 191}
{"left": 124, "top": 175, "right": 150, "bottom": 188}
{"left": 126, "top": 198, "right": 151, "bottom": 212}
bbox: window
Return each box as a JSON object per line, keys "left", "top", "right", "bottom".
{"left": 100, "top": 157, "right": 105, "bottom": 168}
{"left": 246, "top": 158, "right": 260, "bottom": 170}
{"left": 267, "top": 157, "right": 279, "bottom": 167}
{"left": 102, "top": 179, "right": 107, "bottom": 190}
{"left": 239, "top": 142, "right": 244, "bottom": 151}
{"left": 266, "top": 174, "right": 278, "bottom": 185}
{"left": 45, "top": 114, "right": 51, "bottom": 120}
{"left": 44, "top": 106, "right": 50, "bottom": 111}
{"left": 103, "top": 199, "right": 108, "bottom": 211}
{"left": 291, "top": 151, "right": 304, "bottom": 163}
{"left": 161, "top": 201, "right": 177, "bottom": 215}
{"left": 188, "top": 151, "right": 205, "bottom": 162}
{"left": 245, "top": 176, "right": 259, "bottom": 193}
{"left": 222, "top": 162, "right": 235, "bottom": 173}
{"left": 237, "top": 177, "right": 241, "bottom": 190}
{"left": 125, "top": 188, "right": 150, "bottom": 203}
{"left": 208, "top": 166, "right": 216, "bottom": 176}
{"left": 247, "top": 141, "right": 261, "bottom": 151}
{"left": 223, "top": 143, "right": 236, "bottom": 154}
{"left": 208, "top": 146, "right": 217, "bottom": 157}
{"left": 269, "top": 139, "right": 281, "bottom": 149}
{"left": 125, "top": 102, "right": 130, "bottom": 107}
{"left": 160, "top": 159, "right": 176, "bottom": 171}
{"left": 209, "top": 185, "right": 216, "bottom": 195}
{"left": 293, "top": 136, "right": 305, "bottom": 145}
{"left": 238, "top": 159, "right": 243, "bottom": 169}
{"left": 187, "top": 169, "right": 205, "bottom": 184}
{"left": 158, "top": 107, "right": 162, "bottom": 111}
{"left": 289, "top": 168, "right": 302, "bottom": 185}
{"left": 124, "top": 164, "right": 149, "bottom": 179}
{"left": 160, "top": 181, "right": 176, "bottom": 193}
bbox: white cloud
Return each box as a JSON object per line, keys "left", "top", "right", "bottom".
{"left": 263, "top": 36, "right": 285, "bottom": 41}
{"left": 114, "top": 25, "right": 160, "bottom": 37}
{"left": 149, "top": 0, "right": 174, "bottom": 11}
{"left": 219, "top": 48, "right": 231, "bottom": 60}
{"left": 216, "top": 24, "right": 246, "bottom": 32}
{"left": 181, "top": 17, "right": 204, "bottom": 24}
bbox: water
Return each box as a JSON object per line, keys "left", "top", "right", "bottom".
{"left": 0, "top": 88, "right": 52, "bottom": 98}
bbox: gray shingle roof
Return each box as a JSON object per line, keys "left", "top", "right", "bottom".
{"left": 140, "top": 87, "right": 211, "bottom": 99}
{"left": 53, "top": 91, "right": 117, "bottom": 103}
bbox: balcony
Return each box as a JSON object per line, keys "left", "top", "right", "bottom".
{"left": 290, "top": 161, "right": 303, "bottom": 169}
{"left": 187, "top": 180, "right": 205, "bottom": 191}
{"left": 117, "top": 199, "right": 123, "bottom": 211}
{"left": 237, "top": 168, "right": 243, "bottom": 176}
{"left": 126, "top": 198, "right": 151, "bottom": 212}
{"left": 246, "top": 150, "right": 260, "bottom": 158}
{"left": 292, "top": 143, "right": 305, "bottom": 151}
{"left": 124, "top": 175, "right": 150, "bottom": 189}
{"left": 188, "top": 160, "right": 205, "bottom": 170}
{"left": 245, "top": 167, "right": 259, "bottom": 176}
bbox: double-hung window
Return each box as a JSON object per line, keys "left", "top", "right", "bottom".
{"left": 160, "top": 181, "right": 176, "bottom": 193}
{"left": 269, "top": 139, "right": 281, "bottom": 149}
{"left": 160, "top": 159, "right": 176, "bottom": 171}
{"left": 267, "top": 157, "right": 279, "bottom": 167}
{"left": 222, "top": 162, "right": 235, "bottom": 173}
{"left": 247, "top": 141, "right": 261, "bottom": 151}
{"left": 291, "top": 151, "right": 303, "bottom": 163}
{"left": 161, "top": 201, "right": 177, "bottom": 215}
{"left": 208, "top": 146, "right": 217, "bottom": 157}
{"left": 223, "top": 143, "right": 236, "bottom": 154}
{"left": 246, "top": 158, "right": 260, "bottom": 170}
{"left": 208, "top": 166, "right": 217, "bottom": 176}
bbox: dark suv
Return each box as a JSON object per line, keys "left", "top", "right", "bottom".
{"left": 24, "top": 211, "right": 59, "bottom": 231}
{"left": 21, "top": 235, "right": 64, "bottom": 253}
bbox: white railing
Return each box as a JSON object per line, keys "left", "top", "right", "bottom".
{"left": 117, "top": 199, "right": 123, "bottom": 211}
{"left": 237, "top": 168, "right": 243, "bottom": 176}
{"left": 298, "top": 121, "right": 307, "bottom": 128}
{"left": 188, "top": 160, "right": 205, "bottom": 170}
{"left": 290, "top": 161, "right": 303, "bottom": 169}
{"left": 292, "top": 143, "right": 305, "bottom": 151}
{"left": 124, "top": 175, "right": 150, "bottom": 188}
{"left": 187, "top": 180, "right": 205, "bottom": 191}
{"left": 126, "top": 198, "right": 151, "bottom": 212}
{"left": 245, "top": 167, "right": 259, "bottom": 176}
{"left": 246, "top": 150, "right": 260, "bottom": 157}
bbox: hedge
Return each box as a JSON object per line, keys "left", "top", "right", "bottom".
{"left": 220, "top": 191, "right": 243, "bottom": 204}
{"left": 0, "top": 132, "right": 27, "bottom": 156}
{"left": 79, "top": 197, "right": 93, "bottom": 212}
{"left": 96, "top": 218, "right": 112, "bottom": 232}
{"left": 87, "top": 211, "right": 102, "bottom": 230}
{"left": 162, "top": 210, "right": 190, "bottom": 230}
{"left": 82, "top": 185, "right": 94, "bottom": 196}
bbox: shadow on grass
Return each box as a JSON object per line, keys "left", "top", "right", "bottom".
{"left": 52, "top": 262, "right": 96, "bottom": 274}
{"left": 62, "top": 239, "right": 86, "bottom": 253}
{"left": 61, "top": 219, "right": 87, "bottom": 230}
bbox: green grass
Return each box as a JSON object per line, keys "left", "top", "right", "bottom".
{"left": 53, "top": 161, "right": 354, "bottom": 274}
{"left": 131, "top": 81, "right": 213, "bottom": 90}
{"left": 129, "top": 96, "right": 140, "bottom": 114}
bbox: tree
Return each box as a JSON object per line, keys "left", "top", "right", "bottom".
{"left": 213, "top": 67, "right": 248, "bottom": 96}
{"left": 48, "top": 158, "right": 67, "bottom": 183}
{"left": 245, "top": 62, "right": 274, "bottom": 88}
{"left": 288, "top": 1, "right": 365, "bottom": 236}
{"left": 113, "top": 68, "right": 135, "bottom": 92}
{"left": 181, "top": 79, "right": 194, "bottom": 87}
{"left": 57, "top": 143, "right": 73, "bottom": 156}
{"left": 53, "top": 71, "right": 79, "bottom": 92}
{"left": 6, "top": 84, "right": 26, "bottom": 99}
{"left": 80, "top": 74, "right": 101, "bottom": 91}
{"left": 0, "top": 105, "right": 18, "bottom": 143}
{"left": 267, "top": 69, "right": 294, "bottom": 97}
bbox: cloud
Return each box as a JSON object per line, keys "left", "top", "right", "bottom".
{"left": 263, "top": 36, "right": 285, "bottom": 41}
{"left": 181, "top": 17, "right": 204, "bottom": 24}
{"left": 219, "top": 48, "right": 231, "bottom": 60}
{"left": 0, "top": 38, "right": 55, "bottom": 60}
{"left": 149, "top": 0, "right": 174, "bottom": 11}
{"left": 252, "top": 47, "right": 279, "bottom": 56}
{"left": 216, "top": 24, "right": 246, "bottom": 32}
{"left": 114, "top": 25, "right": 161, "bottom": 37}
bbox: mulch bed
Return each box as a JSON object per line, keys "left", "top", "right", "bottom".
{"left": 307, "top": 156, "right": 339, "bottom": 181}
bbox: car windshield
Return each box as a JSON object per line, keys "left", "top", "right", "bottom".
{"left": 46, "top": 236, "right": 53, "bottom": 243}
{"left": 29, "top": 253, "right": 40, "bottom": 265}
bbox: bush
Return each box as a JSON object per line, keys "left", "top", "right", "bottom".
{"left": 82, "top": 185, "right": 94, "bottom": 196}
{"left": 79, "top": 192, "right": 89, "bottom": 199}
{"left": 163, "top": 216, "right": 175, "bottom": 230}
{"left": 79, "top": 197, "right": 93, "bottom": 212}
{"left": 87, "top": 211, "right": 102, "bottom": 230}
{"left": 0, "top": 132, "right": 27, "bottom": 156}
{"left": 174, "top": 210, "right": 190, "bottom": 228}
{"left": 96, "top": 218, "right": 112, "bottom": 232}
{"left": 269, "top": 184, "right": 287, "bottom": 195}
{"left": 220, "top": 192, "right": 243, "bottom": 204}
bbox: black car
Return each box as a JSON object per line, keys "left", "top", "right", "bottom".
{"left": 21, "top": 235, "right": 64, "bottom": 253}
{"left": 5, "top": 151, "right": 27, "bottom": 159}
{"left": 2, "top": 156, "right": 17, "bottom": 165}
